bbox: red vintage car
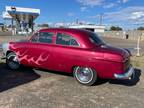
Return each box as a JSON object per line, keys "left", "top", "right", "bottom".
{"left": 2, "top": 28, "right": 135, "bottom": 86}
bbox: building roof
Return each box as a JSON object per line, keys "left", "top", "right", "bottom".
{"left": 0, "top": 23, "right": 4, "bottom": 27}
{"left": 4, "top": 6, "right": 40, "bottom": 21}
{"left": 69, "top": 24, "right": 105, "bottom": 29}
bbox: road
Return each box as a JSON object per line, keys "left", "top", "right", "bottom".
{"left": 0, "top": 36, "right": 144, "bottom": 108}
{"left": 102, "top": 37, "right": 144, "bottom": 55}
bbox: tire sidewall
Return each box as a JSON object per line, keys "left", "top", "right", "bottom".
{"left": 6, "top": 52, "right": 20, "bottom": 70}
{"left": 73, "top": 67, "right": 97, "bottom": 86}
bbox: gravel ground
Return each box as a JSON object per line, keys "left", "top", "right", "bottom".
{"left": 0, "top": 36, "right": 144, "bottom": 108}
{"left": 0, "top": 63, "right": 143, "bottom": 108}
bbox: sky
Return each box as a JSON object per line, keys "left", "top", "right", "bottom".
{"left": 0, "top": 0, "right": 144, "bottom": 29}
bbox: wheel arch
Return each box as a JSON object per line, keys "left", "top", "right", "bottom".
{"left": 6, "top": 50, "right": 15, "bottom": 56}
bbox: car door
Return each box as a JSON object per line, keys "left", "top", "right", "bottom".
{"left": 19, "top": 31, "right": 55, "bottom": 69}
{"left": 52, "top": 32, "right": 80, "bottom": 72}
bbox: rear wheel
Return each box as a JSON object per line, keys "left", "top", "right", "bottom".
{"left": 73, "top": 67, "right": 97, "bottom": 86}
{"left": 6, "top": 52, "right": 20, "bottom": 70}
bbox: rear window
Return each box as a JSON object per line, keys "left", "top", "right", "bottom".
{"left": 89, "top": 33, "right": 105, "bottom": 45}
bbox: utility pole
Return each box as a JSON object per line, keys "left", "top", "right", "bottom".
{"left": 136, "top": 35, "right": 141, "bottom": 56}
{"left": 76, "top": 18, "right": 79, "bottom": 24}
{"left": 99, "top": 14, "right": 103, "bottom": 26}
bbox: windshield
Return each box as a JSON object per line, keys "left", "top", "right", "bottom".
{"left": 89, "top": 33, "right": 105, "bottom": 46}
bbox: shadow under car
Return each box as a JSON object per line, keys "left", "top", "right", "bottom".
{"left": 0, "top": 63, "right": 41, "bottom": 92}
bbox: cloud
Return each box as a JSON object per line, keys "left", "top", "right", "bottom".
{"left": 122, "top": 0, "right": 129, "bottom": 3}
{"left": 76, "top": 0, "right": 131, "bottom": 10}
{"left": 80, "top": 7, "right": 88, "bottom": 12}
{"left": 77, "top": 0, "right": 105, "bottom": 7}
{"left": 131, "top": 12, "right": 144, "bottom": 20}
{"left": 89, "top": 6, "right": 144, "bottom": 25}
{"left": 103, "top": 3, "right": 116, "bottom": 9}
{"left": 104, "top": 6, "right": 144, "bottom": 24}
{"left": 67, "top": 12, "right": 75, "bottom": 17}
{"left": 117, "top": 0, "right": 129, "bottom": 3}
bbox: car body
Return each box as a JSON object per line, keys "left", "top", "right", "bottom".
{"left": 1, "top": 28, "right": 135, "bottom": 85}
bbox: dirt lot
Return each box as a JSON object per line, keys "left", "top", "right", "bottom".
{"left": 0, "top": 36, "right": 144, "bottom": 108}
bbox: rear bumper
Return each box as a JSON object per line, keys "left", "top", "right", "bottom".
{"left": 114, "top": 65, "right": 135, "bottom": 79}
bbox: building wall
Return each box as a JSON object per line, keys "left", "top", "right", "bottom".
{"left": 0, "top": 31, "right": 12, "bottom": 36}
{"left": 98, "top": 30, "right": 144, "bottom": 41}
{"left": 0, "top": 27, "right": 2, "bottom": 31}
{"left": 94, "top": 28, "right": 105, "bottom": 33}
{"left": 69, "top": 25, "right": 105, "bottom": 33}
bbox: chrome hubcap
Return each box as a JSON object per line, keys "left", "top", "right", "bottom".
{"left": 7, "top": 54, "right": 20, "bottom": 69}
{"left": 75, "top": 67, "right": 93, "bottom": 84}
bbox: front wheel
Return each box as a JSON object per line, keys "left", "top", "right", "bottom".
{"left": 6, "top": 52, "right": 20, "bottom": 70}
{"left": 73, "top": 67, "right": 97, "bottom": 86}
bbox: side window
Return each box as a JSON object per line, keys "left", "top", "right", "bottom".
{"left": 39, "top": 32, "right": 53, "bottom": 43}
{"left": 31, "top": 32, "right": 54, "bottom": 44}
{"left": 56, "top": 33, "right": 79, "bottom": 46}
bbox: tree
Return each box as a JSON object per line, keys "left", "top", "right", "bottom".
{"left": 110, "top": 26, "right": 123, "bottom": 31}
{"left": 38, "top": 24, "right": 49, "bottom": 28}
{"left": 137, "top": 27, "right": 144, "bottom": 31}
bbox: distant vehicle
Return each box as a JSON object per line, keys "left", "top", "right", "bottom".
{"left": 1, "top": 28, "right": 135, "bottom": 86}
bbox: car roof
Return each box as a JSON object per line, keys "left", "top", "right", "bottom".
{"left": 39, "top": 28, "right": 91, "bottom": 35}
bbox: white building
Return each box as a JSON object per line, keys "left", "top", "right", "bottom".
{"left": 69, "top": 24, "right": 105, "bottom": 33}
{"left": 3, "top": 6, "right": 40, "bottom": 34}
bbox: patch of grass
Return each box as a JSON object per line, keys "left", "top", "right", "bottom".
{"left": 0, "top": 60, "right": 4, "bottom": 63}
{"left": 131, "top": 55, "right": 144, "bottom": 68}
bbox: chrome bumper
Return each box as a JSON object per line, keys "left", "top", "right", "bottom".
{"left": 114, "top": 65, "right": 135, "bottom": 79}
